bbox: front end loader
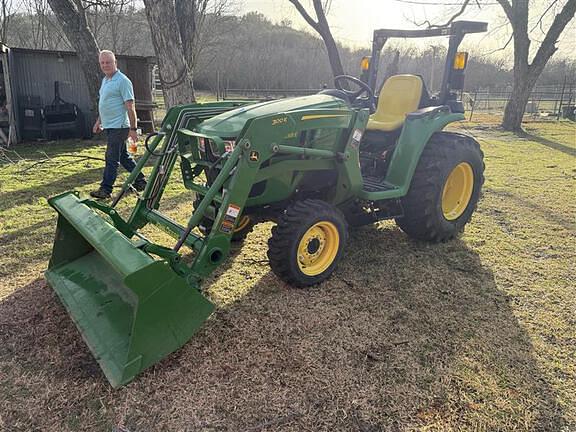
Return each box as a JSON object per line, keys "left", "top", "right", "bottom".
{"left": 46, "top": 20, "right": 487, "bottom": 387}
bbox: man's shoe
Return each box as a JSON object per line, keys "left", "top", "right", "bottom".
{"left": 90, "top": 188, "right": 111, "bottom": 199}
{"left": 134, "top": 181, "right": 147, "bottom": 192}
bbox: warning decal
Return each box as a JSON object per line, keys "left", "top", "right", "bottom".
{"left": 350, "top": 128, "right": 363, "bottom": 149}
{"left": 226, "top": 204, "right": 241, "bottom": 218}
{"left": 220, "top": 204, "right": 241, "bottom": 233}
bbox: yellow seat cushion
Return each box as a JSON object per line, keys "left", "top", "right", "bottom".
{"left": 367, "top": 75, "right": 423, "bottom": 132}
{"left": 366, "top": 115, "right": 406, "bottom": 131}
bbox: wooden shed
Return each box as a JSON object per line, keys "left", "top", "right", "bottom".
{"left": 0, "top": 45, "right": 156, "bottom": 145}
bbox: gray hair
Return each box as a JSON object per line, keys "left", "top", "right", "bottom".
{"left": 99, "top": 50, "right": 116, "bottom": 61}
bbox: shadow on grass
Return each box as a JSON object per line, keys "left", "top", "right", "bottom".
{"left": 0, "top": 220, "right": 54, "bottom": 279}
{"left": 0, "top": 168, "right": 103, "bottom": 212}
{"left": 0, "top": 226, "right": 566, "bottom": 431}
{"left": 0, "top": 220, "right": 51, "bottom": 244}
{"left": 486, "top": 188, "right": 574, "bottom": 231}
{"left": 0, "top": 138, "right": 107, "bottom": 166}
{"left": 518, "top": 131, "right": 576, "bottom": 157}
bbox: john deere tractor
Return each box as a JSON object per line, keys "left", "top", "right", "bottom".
{"left": 46, "top": 21, "right": 487, "bottom": 387}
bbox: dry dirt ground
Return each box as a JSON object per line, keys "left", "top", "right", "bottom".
{"left": 0, "top": 116, "right": 574, "bottom": 431}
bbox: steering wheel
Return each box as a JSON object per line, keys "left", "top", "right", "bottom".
{"left": 334, "top": 75, "right": 375, "bottom": 112}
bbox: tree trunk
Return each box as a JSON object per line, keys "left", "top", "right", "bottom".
{"left": 499, "top": 0, "right": 530, "bottom": 131}
{"left": 47, "top": 0, "right": 101, "bottom": 114}
{"left": 175, "top": 0, "right": 196, "bottom": 65}
{"left": 175, "top": 0, "right": 209, "bottom": 68}
{"left": 318, "top": 28, "right": 345, "bottom": 78}
{"left": 288, "top": 0, "right": 345, "bottom": 79}
{"left": 313, "top": 0, "right": 345, "bottom": 78}
{"left": 143, "top": 0, "right": 196, "bottom": 108}
{"left": 501, "top": 77, "right": 533, "bottom": 131}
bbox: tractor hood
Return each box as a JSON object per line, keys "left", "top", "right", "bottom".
{"left": 194, "top": 94, "right": 349, "bottom": 137}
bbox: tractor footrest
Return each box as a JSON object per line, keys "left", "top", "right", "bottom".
{"left": 362, "top": 175, "right": 396, "bottom": 193}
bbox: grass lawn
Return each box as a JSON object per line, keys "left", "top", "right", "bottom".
{"left": 0, "top": 116, "right": 574, "bottom": 431}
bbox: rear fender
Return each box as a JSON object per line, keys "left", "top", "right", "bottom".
{"left": 384, "top": 106, "right": 464, "bottom": 195}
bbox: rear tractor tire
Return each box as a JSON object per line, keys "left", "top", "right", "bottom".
{"left": 267, "top": 199, "right": 348, "bottom": 287}
{"left": 395, "top": 132, "right": 484, "bottom": 242}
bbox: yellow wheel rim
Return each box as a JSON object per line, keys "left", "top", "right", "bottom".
{"left": 442, "top": 162, "right": 474, "bottom": 220}
{"left": 234, "top": 215, "right": 251, "bottom": 233}
{"left": 297, "top": 221, "right": 340, "bottom": 276}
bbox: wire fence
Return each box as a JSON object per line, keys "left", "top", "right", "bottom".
{"left": 152, "top": 81, "right": 576, "bottom": 122}
{"left": 466, "top": 84, "right": 575, "bottom": 121}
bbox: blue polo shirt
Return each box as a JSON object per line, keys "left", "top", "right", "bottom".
{"left": 98, "top": 70, "right": 134, "bottom": 129}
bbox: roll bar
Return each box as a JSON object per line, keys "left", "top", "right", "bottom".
{"left": 366, "top": 20, "right": 488, "bottom": 105}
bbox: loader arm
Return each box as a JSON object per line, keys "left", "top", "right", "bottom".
{"left": 44, "top": 103, "right": 366, "bottom": 388}
{"left": 172, "top": 107, "right": 369, "bottom": 280}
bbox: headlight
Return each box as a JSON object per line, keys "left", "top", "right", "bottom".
{"left": 223, "top": 140, "right": 235, "bottom": 153}
{"left": 204, "top": 138, "right": 235, "bottom": 156}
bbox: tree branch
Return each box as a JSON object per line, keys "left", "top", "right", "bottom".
{"left": 530, "top": 0, "right": 560, "bottom": 35}
{"left": 484, "top": 31, "right": 513, "bottom": 55}
{"left": 313, "top": 0, "right": 328, "bottom": 28}
{"left": 70, "top": 0, "right": 82, "bottom": 11}
{"left": 287, "top": 0, "right": 344, "bottom": 77}
{"left": 429, "top": 0, "right": 471, "bottom": 28}
{"left": 495, "top": 0, "right": 513, "bottom": 23}
{"left": 530, "top": 0, "right": 576, "bottom": 73}
{"left": 287, "top": 0, "right": 321, "bottom": 33}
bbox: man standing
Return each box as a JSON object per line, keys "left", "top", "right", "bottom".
{"left": 90, "top": 50, "right": 147, "bottom": 199}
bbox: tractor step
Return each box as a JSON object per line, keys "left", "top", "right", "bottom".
{"left": 361, "top": 175, "right": 396, "bottom": 193}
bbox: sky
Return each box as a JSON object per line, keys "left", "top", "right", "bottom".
{"left": 239, "top": 0, "right": 576, "bottom": 62}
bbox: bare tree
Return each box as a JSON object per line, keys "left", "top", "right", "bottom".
{"left": 143, "top": 0, "right": 234, "bottom": 108}
{"left": 90, "top": 0, "right": 128, "bottom": 53}
{"left": 186, "top": 0, "right": 233, "bottom": 70}
{"left": 47, "top": 0, "right": 101, "bottom": 111}
{"left": 142, "top": 0, "right": 196, "bottom": 107}
{"left": 0, "top": 0, "right": 15, "bottom": 43}
{"left": 496, "top": 0, "right": 576, "bottom": 131}
{"left": 420, "top": 0, "right": 576, "bottom": 131}
{"left": 382, "top": 50, "right": 400, "bottom": 84}
{"left": 11, "top": 0, "right": 97, "bottom": 50}
{"left": 287, "top": 0, "right": 345, "bottom": 78}
{"left": 175, "top": 0, "right": 208, "bottom": 68}
{"left": 87, "top": 0, "right": 146, "bottom": 55}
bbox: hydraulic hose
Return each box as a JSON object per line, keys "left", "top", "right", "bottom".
{"left": 144, "top": 132, "right": 168, "bottom": 157}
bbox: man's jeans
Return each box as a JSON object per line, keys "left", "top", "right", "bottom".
{"left": 101, "top": 128, "right": 145, "bottom": 193}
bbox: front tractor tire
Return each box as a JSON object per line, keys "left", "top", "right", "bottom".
{"left": 395, "top": 132, "right": 484, "bottom": 242}
{"left": 268, "top": 199, "right": 348, "bottom": 287}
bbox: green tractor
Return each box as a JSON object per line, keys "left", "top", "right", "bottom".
{"left": 46, "top": 21, "right": 487, "bottom": 387}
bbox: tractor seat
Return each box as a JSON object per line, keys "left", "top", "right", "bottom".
{"left": 367, "top": 75, "right": 423, "bottom": 132}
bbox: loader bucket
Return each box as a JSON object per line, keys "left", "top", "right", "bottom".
{"left": 45, "top": 192, "right": 214, "bottom": 388}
